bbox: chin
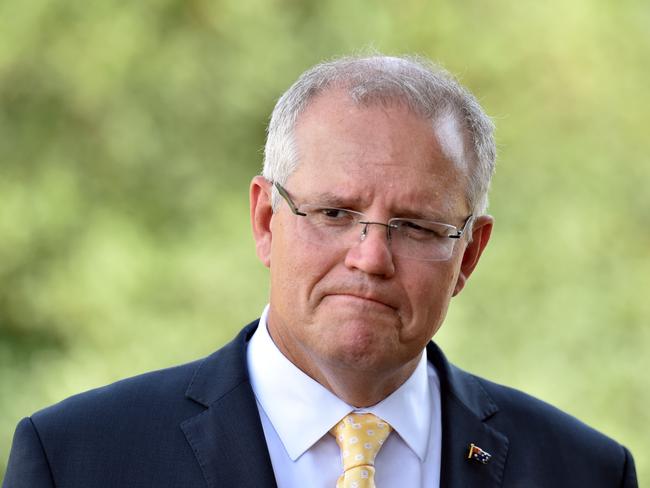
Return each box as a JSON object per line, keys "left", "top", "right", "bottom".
{"left": 322, "top": 322, "right": 395, "bottom": 363}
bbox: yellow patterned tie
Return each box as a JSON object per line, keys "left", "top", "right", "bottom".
{"left": 330, "top": 413, "right": 393, "bottom": 488}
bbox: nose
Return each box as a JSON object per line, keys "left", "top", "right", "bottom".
{"left": 344, "top": 222, "right": 396, "bottom": 277}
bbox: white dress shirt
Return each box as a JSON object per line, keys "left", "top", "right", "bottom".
{"left": 246, "top": 305, "right": 442, "bottom": 488}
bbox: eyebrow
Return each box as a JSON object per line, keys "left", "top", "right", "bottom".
{"left": 395, "top": 208, "right": 464, "bottom": 226}
{"left": 309, "top": 191, "right": 363, "bottom": 208}
{"left": 308, "top": 191, "right": 454, "bottom": 223}
{"left": 393, "top": 208, "right": 446, "bottom": 221}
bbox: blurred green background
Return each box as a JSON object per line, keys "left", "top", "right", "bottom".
{"left": 1, "top": 0, "right": 648, "bottom": 482}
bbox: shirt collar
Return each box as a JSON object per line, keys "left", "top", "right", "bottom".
{"left": 246, "top": 305, "right": 432, "bottom": 462}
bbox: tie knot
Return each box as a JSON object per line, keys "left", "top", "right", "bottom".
{"left": 330, "top": 413, "right": 392, "bottom": 471}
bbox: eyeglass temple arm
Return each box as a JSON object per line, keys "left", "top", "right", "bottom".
{"left": 449, "top": 214, "right": 474, "bottom": 239}
{"left": 274, "top": 182, "right": 307, "bottom": 216}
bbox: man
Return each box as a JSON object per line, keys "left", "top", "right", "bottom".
{"left": 4, "top": 55, "right": 637, "bottom": 487}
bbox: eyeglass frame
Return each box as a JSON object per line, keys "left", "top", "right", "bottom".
{"left": 273, "top": 181, "right": 474, "bottom": 259}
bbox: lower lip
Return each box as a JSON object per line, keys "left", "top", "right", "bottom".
{"left": 325, "top": 294, "right": 394, "bottom": 310}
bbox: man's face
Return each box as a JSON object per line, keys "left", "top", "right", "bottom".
{"left": 251, "top": 89, "right": 491, "bottom": 398}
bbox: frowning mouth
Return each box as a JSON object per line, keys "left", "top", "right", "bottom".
{"left": 324, "top": 293, "right": 396, "bottom": 311}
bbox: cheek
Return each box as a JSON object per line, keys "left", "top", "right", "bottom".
{"left": 400, "top": 263, "right": 458, "bottom": 339}
{"left": 269, "top": 220, "right": 301, "bottom": 303}
{"left": 269, "top": 224, "right": 336, "bottom": 303}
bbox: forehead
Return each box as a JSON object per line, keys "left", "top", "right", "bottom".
{"left": 290, "top": 89, "right": 469, "bottom": 216}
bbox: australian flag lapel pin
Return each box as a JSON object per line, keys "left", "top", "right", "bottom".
{"left": 467, "top": 443, "right": 492, "bottom": 464}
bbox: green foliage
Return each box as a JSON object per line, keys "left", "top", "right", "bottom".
{"left": 1, "top": 0, "right": 648, "bottom": 482}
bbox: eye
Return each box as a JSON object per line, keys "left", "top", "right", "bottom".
{"left": 394, "top": 219, "right": 448, "bottom": 240}
{"left": 306, "top": 207, "right": 357, "bottom": 227}
{"left": 321, "top": 208, "right": 350, "bottom": 219}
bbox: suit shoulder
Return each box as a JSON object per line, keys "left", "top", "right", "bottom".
{"left": 31, "top": 357, "right": 205, "bottom": 429}
{"left": 460, "top": 368, "right": 628, "bottom": 457}
{"left": 457, "top": 368, "right": 637, "bottom": 485}
{"left": 28, "top": 323, "right": 258, "bottom": 433}
{"left": 8, "top": 329, "right": 257, "bottom": 487}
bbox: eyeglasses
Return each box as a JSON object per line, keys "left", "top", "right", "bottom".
{"left": 274, "top": 182, "right": 473, "bottom": 262}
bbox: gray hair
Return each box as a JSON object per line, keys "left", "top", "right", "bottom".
{"left": 262, "top": 54, "right": 496, "bottom": 216}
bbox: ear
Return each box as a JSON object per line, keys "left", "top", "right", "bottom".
{"left": 452, "top": 215, "right": 493, "bottom": 296}
{"left": 250, "top": 175, "right": 274, "bottom": 268}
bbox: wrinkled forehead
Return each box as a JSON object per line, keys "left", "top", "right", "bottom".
{"left": 290, "top": 91, "right": 471, "bottom": 215}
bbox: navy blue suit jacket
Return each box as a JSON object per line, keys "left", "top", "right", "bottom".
{"left": 3, "top": 321, "right": 638, "bottom": 487}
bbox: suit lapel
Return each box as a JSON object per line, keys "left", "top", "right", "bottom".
{"left": 181, "top": 322, "right": 277, "bottom": 488}
{"left": 428, "top": 343, "right": 509, "bottom": 488}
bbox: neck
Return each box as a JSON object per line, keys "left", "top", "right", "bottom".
{"left": 310, "top": 359, "right": 420, "bottom": 407}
